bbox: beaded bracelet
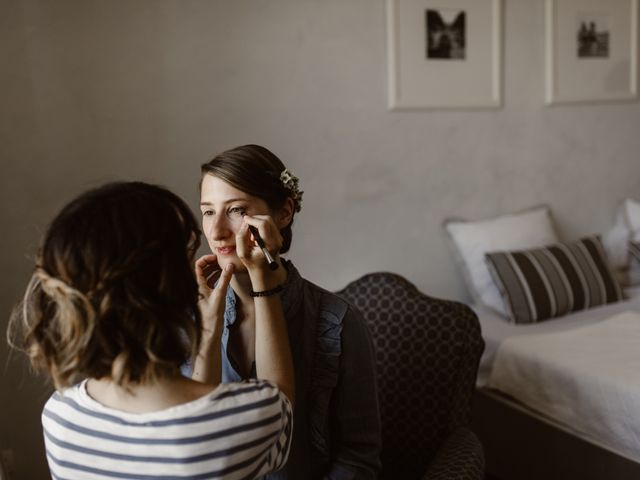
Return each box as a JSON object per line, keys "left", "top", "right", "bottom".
{"left": 249, "top": 284, "right": 284, "bottom": 297}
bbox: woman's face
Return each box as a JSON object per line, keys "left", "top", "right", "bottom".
{"left": 200, "top": 174, "right": 273, "bottom": 272}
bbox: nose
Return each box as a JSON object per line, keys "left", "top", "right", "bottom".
{"left": 206, "top": 213, "right": 232, "bottom": 243}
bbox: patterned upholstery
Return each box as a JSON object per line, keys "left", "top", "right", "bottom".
{"left": 337, "top": 272, "right": 485, "bottom": 480}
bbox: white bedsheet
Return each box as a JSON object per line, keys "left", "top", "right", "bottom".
{"left": 476, "top": 287, "right": 640, "bottom": 462}
{"left": 487, "top": 311, "right": 640, "bottom": 462}
{"left": 475, "top": 286, "right": 640, "bottom": 386}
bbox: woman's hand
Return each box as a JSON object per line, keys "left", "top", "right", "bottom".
{"left": 195, "top": 254, "right": 234, "bottom": 332}
{"left": 238, "top": 216, "right": 295, "bottom": 405}
{"left": 236, "top": 216, "right": 294, "bottom": 406}
{"left": 192, "top": 255, "right": 233, "bottom": 385}
{"left": 236, "top": 215, "right": 284, "bottom": 282}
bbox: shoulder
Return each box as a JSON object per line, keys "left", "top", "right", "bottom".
{"left": 210, "top": 381, "right": 293, "bottom": 445}
{"left": 213, "top": 378, "right": 283, "bottom": 398}
{"left": 211, "top": 380, "right": 292, "bottom": 416}
{"left": 298, "top": 273, "right": 369, "bottom": 323}
{"left": 43, "top": 384, "right": 82, "bottom": 414}
{"left": 41, "top": 384, "right": 88, "bottom": 432}
{"left": 302, "top": 279, "right": 351, "bottom": 318}
{"left": 301, "top": 278, "right": 372, "bottom": 341}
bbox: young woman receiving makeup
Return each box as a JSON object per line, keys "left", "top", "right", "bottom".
{"left": 196, "top": 145, "right": 381, "bottom": 479}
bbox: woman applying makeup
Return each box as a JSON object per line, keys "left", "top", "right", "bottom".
{"left": 9, "top": 181, "right": 294, "bottom": 480}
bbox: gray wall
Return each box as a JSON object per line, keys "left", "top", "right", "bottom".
{"left": 2, "top": 0, "right": 639, "bottom": 477}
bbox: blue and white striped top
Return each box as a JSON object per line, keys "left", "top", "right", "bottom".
{"left": 42, "top": 379, "right": 293, "bottom": 480}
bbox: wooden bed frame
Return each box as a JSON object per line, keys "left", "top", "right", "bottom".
{"left": 471, "top": 388, "right": 640, "bottom": 480}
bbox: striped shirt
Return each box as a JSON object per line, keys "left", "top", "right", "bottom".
{"left": 42, "top": 379, "right": 293, "bottom": 480}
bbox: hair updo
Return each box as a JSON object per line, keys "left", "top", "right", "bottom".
{"left": 201, "top": 145, "right": 302, "bottom": 254}
{"left": 8, "top": 181, "right": 202, "bottom": 390}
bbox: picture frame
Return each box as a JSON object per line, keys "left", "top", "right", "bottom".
{"left": 386, "top": 0, "right": 502, "bottom": 110}
{"left": 545, "top": 0, "right": 638, "bottom": 104}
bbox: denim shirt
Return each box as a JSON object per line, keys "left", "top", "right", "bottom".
{"left": 221, "top": 261, "right": 381, "bottom": 480}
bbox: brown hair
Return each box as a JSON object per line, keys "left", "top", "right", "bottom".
{"left": 201, "top": 144, "right": 301, "bottom": 253}
{"left": 7, "top": 182, "right": 202, "bottom": 390}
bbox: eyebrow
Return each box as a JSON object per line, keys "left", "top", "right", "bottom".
{"left": 200, "top": 198, "right": 247, "bottom": 206}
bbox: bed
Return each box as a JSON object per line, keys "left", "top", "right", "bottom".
{"left": 472, "top": 286, "right": 640, "bottom": 480}
{"left": 443, "top": 204, "right": 640, "bottom": 478}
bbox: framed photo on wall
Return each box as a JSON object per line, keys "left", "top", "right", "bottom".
{"left": 386, "top": 0, "right": 502, "bottom": 110}
{"left": 546, "top": 0, "right": 638, "bottom": 104}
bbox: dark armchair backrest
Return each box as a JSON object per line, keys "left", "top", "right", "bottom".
{"left": 337, "top": 272, "right": 484, "bottom": 479}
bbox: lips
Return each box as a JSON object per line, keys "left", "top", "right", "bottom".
{"left": 216, "top": 246, "right": 236, "bottom": 256}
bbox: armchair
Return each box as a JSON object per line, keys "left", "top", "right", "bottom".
{"left": 337, "top": 272, "right": 485, "bottom": 480}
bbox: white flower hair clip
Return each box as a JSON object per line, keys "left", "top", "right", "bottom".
{"left": 280, "top": 168, "right": 303, "bottom": 212}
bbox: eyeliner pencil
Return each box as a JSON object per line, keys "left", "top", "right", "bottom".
{"left": 248, "top": 225, "right": 279, "bottom": 271}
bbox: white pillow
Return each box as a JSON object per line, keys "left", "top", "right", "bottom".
{"left": 445, "top": 207, "right": 559, "bottom": 316}
{"left": 629, "top": 199, "right": 640, "bottom": 285}
{"left": 628, "top": 198, "right": 640, "bottom": 241}
{"left": 603, "top": 206, "right": 632, "bottom": 270}
{"left": 604, "top": 198, "right": 640, "bottom": 285}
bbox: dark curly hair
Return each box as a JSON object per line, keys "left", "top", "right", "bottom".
{"left": 8, "top": 181, "right": 202, "bottom": 390}
{"left": 201, "top": 144, "right": 301, "bottom": 254}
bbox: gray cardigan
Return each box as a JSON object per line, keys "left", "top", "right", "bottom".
{"left": 221, "top": 260, "right": 381, "bottom": 479}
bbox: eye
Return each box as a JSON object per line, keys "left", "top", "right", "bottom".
{"left": 202, "top": 209, "right": 214, "bottom": 217}
{"left": 227, "top": 206, "right": 247, "bottom": 220}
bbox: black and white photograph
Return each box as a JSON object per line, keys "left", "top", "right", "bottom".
{"left": 577, "top": 13, "right": 610, "bottom": 57}
{"left": 387, "top": 0, "right": 501, "bottom": 109}
{"left": 426, "top": 9, "right": 466, "bottom": 59}
{"left": 546, "top": 0, "right": 637, "bottom": 104}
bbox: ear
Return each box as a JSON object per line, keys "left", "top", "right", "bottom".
{"left": 276, "top": 198, "right": 295, "bottom": 229}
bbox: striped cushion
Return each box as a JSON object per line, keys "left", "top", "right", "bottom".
{"left": 486, "top": 236, "right": 623, "bottom": 324}
{"left": 630, "top": 242, "right": 640, "bottom": 262}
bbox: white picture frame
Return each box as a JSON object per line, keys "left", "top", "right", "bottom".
{"left": 386, "top": 0, "right": 502, "bottom": 110}
{"left": 546, "top": 0, "right": 639, "bottom": 104}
